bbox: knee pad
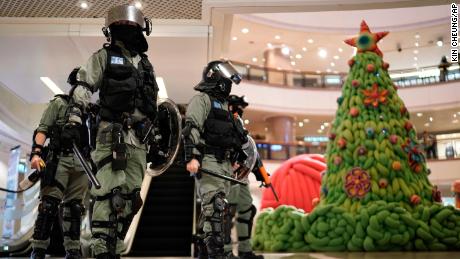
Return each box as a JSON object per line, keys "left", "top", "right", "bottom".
{"left": 62, "top": 199, "right": 85, "bottom": 240}
{"left": 33, "top": 196, "right": 61, "bottom": 240}
{"left": 110, "top": 188, "right": 126, "bottom": 213}
{"left": 118, "top": 188, "right": 143, "bottom": 240}
{"left": 237, "top": 205, "right": 257, "bottom": 241}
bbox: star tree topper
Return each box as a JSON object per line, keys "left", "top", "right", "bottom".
{"left": 344, "top": 20, "right": 389, "bottom": 57}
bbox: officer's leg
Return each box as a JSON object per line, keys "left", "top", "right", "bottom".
{"left": 200, "top": 191, "right": 228, "bottom": 258}
{"left": 61, "top": 164, "right": 89, "bottom": 259}
{"left": 30, "top": 161, "right": 68, "bottom": 259}
{"left": 223, "top": 184, "right": 240, "bottom": 254}
{"left": 236, "top": 185, "right": 263, "bottom": 259}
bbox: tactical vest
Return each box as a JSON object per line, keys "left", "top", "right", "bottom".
{"left": 99, "top": 45, "right": 158, "bottom": 122}
{"left": 203, "top": 96, "right": 247, "bottom": 149}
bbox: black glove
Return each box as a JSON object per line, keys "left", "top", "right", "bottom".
{"left": 61, "top": 123, "right": 80, "bottom": 150}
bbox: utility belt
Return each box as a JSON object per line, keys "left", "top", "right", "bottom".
{"left": 201, "top": 145, "right": 234, "bottom": 163}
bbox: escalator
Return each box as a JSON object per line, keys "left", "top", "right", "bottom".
{"left": 129, "top": 164, "right": 195, "bottom": 256}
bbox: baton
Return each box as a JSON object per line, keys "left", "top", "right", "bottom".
{"left": 198, "top": 168, "right": 247, "bottom": 186}
{"left": 72, "top": 143, "right": 101, "bottom": 189}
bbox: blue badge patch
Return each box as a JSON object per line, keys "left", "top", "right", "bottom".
{"left": 111, "top": 56, "right": 124, "bottom": 65}
{"left": 213, "top": 101, "right": 222, "bottom": 109}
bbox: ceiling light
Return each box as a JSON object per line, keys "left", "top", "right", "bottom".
{"left": 324, "top": 122, "right": 329, "bottom": 126}
{"left": 429, "top": 117, "right": 433, "bottom": 122}
{"left": 317, "top": 129, "right": 323, "bottom": 133}
{"left": 453, "top": 114, "right": 457, "bottom": 118}
{"left": 424, "top": 123, "right": 430, "bottom": 127}
{"left": 320, "top": 125, "right": 325, "bottom": 130}
{"left": 298, "top": 122, "right": 304, "bottom": 127}
{"left": 338, "top": 48, "right": 343, "bottom": 52}
{"left": 417, "top": 112, "right": 423, "bottom": 117}
{"left": 326, "top": 68, "right": 331, "bottom": 73}
{"left": 275, "top": 35, "right": 281, "bottom": 40}
{"left": 318, "top": 48, "right": 327, "bottom": 58}
{"left": 252, "top": 57, "right": 258, "bottom": 62}
{"left": 307, "top": 39, "right": 314, "bottom": 44}
{"left": 415, "top": 42, "right": 419, "bottom": 47}
{"left": 244, "top": 119, "right": 250, "bottom": 124}
{"left": 413, "top": 50, "right": 419, "bottom": 54}
{"left": 267, "top": 43, "right": 273, "bottom": 48}
{"left": 277, "top": 67, "right": 282, "bottom": 70}
{"left": 333, "top": 55, "right": 339, "bottom": 60}
{"left": 415, "top": 33, "right": 420, "bottom": 39}
{"left": 453, "top": 119, "right": 459, "bottom": 124}
{"left": 414, "top": 57, "right": 418, "bottom": 61}
{"left": 232, "top": 36, "right": 238, "bottom": 41}
{"left": 413, "top": 63, "right": 418, "bottom": 67}
{"left": 290, "top": 55, "right": 293, "bottom": 59}
{"left": 303, "top": 118, "right": 310, "bottom": 123}
{"left": 80, "top": 1, "right": 89, "bottom": 9}
{"left": 246, "top": 65, "right": 251, "bottom": 68}
{"left": 40, "top": 77, "right": 63, "bottom": 95}
{"left": 437, "top": 39, "right": 443, "bottom": 47}
{"left": 281, "top": 47, "right": 290, "bottom": 55}
{"left": 264, "top": 127, "right": 268, "bottom": 131}
{"left": 241, "top": 28, "right": 249, "bottom": 34}
{"left": 291, "top": 61, "right": 296, "bottom": 66}
{"left": 295, "top": 54, "right": 302, "bottom": 59}
{"left": 134, "top": 1, "right": 142, "bottom": 9}
{"left": 330, "top": 62, "right": 335, "bottom": 67}
{"left": 302, "top": 47, "right": 307, "bottom": 52}
{"left": 316, "top": 70, "right": 321, "bottom": 74}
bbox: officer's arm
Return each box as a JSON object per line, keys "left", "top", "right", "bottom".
{"left": 31, "top": 99, "right": 58, "bottom": 158}
{"left": 183, "top": 94, "right": 210, "bottom": 162}
{"left": 68, "top": 50, "right": 106, "bottom": 124}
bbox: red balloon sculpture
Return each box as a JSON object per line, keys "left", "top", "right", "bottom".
{"left": 260, "top": 154, "right": 325, "bottom": 212}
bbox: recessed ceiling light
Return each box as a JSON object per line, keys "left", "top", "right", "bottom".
{"left": 317, "top": 129, "right": 323, "bottom": 133}
{"left": 40, "top": 77, "right": 64, "bottom": 94}
{"left": 291, "top": 61, "right": 296, "bottom": 66}
{"left": 80, "top": 1, "right": 89, "bottom": 8}
{"left": 302, "top": 47, "right": 307, "bottom": 52}
{"left": 333, "top": 55, "right": 340, "bottom": 60}
{"left": 267, "top": 43, "right": 273, "bottom": 48}
{"left": 326, "top": 68, "right": 331, "bottom": 73}
{"left": 454, "top": 114, "right": 457, "bottom": 118}
{"left": 417, "top": 112, "right": 423, "bottom": 117}
{"left": 244, "top": 119, "right": 250, "bottom": 124}
{"left": 453, "top": 119, "right": 459, "bottom": 124}
{"left": 437, "top": 39, "right": 443, "bottom": 47}
{"left": 298, "top": 122, "right": 304, "bottom": 127}
{"left": 277, "top": 67, "right": 282, "bottom": 70}
{"left": 414, "top": 42, "right": 419, "bottom": 47}
{"left": 264, "top": 127, "right": 268, "bottom": 131}
{"left": 252, "top": 57, "right": 258, "bottom": 62}
{"left": 295, "top": 54, "right": 302, "bottom": 59}
{"left": 415, "top": 33, "right": 420, "bottom": 39}
{"left": 275, "top": 35, "right": 281, "bottom": 40}
{"left": 232, "top": 36, "right": 238, "bottom": 41}
{"left": 134, "top": 1, "right": 142, "bottom": 9}
{"left": 320, "top": 125, "right": 325, "bottom": 130}
{"left": 330, "top": 62, "right": 335, "bottom": 67}
{"left": 338, "top": 48, "right": 343, "bottom": 52}
{"left": 241, "top": 28, "right": 249, "bottom": 34}
{"left": 424, "top": 123, "right": 430, "bottom": 127}
{"left": 307, "top": 39, "right": 314, "bottom": 44}
{"left": 303, "top": 118, "right": 310, "bottom": 123}
{"left": 281, "top": 47, "right": 290, "bottom": 55}
{"left": 324, "top": 122, "right": 329, "bottom": 126}
{"left": 414, "top": 57, "right": 418, "bottom": 61}
{"left": 318, "top": 48, "right": 327, "bottom": 58}
{"left": 429, "top": 117, "right": 433, "bottom": 122}
{"left": 316, "top": 70, "right": 321, "bottom": 74}
{"left": 413, "top": 50, "right": 419, "bottom": 54}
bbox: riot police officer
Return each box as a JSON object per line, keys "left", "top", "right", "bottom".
{"left": 184, "top": 61, "right": 247, "bottom": 259}
{"left": 224, "top": 95, "right": 263, "bottom": 259}
{"left": 64, "top": 5, "right": 159, "bottom": 258}
{"left": 29, "top": 68, "right": 90, "bottom": 259}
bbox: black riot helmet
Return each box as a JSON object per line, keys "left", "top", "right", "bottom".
{"left": 194, "top": 60, "right": 242, "bottom": 99}
{"left": 228, "top": 95, "right": 248, "bottom": 117}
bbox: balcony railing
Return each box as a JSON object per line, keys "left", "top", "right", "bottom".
{"left": 231, "top": 61, "right": 460, "bottom": 89}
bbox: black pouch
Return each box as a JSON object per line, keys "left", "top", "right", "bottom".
{"left": 111, "top": 123, "right": 127, "bottom": 171}
{"left": 41, "top": 152, "right": 58, "bottom": 187}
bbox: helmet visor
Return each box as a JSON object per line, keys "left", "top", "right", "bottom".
{"left": 106, "top": 5, "right": 145, "bottom": 28}
{"left": 216, "top": 61, "right": 242, "bottom": 84}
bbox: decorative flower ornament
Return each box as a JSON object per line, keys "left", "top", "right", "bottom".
{"left": 344, "top": 167, "right": 371, "bottom": 198}
{"left": 402, "top": 139, "right": 425, "bottom": 172}
{"left": 362, "top": 83, "right": 388, "bottom": 108}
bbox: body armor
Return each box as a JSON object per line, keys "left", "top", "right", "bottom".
{"left": 99, "top": 45, "right": 158, "bottom": 122}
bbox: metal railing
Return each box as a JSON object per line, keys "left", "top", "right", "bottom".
{"left": 231, "top": 61, "right": 460, "bottom": 89}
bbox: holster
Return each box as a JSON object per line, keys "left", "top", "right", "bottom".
{"left": 111, "top": 123, "right": 127, "bottom": 171}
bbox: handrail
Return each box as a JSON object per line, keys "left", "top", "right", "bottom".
{"left": 230, "top": 60, "right": 460, "bottom": 89}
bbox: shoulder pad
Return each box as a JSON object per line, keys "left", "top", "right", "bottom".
{"left": 54, "top": 94, "right": 70, "bottom": 102}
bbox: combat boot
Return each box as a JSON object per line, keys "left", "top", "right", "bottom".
{"left": 224, "top": 251, "right": 239, "bottom": 259}
{"left": 65, "top": 249, "right": 81, "bottom": 259}
{"left": 30, "top": 248, "right": 46, "bottom": 259}
{"left": 95, "top": 252, "right": 121, "bottom": 259}
{"left": 238, "top": 251, "right": 264, "bottom": 259}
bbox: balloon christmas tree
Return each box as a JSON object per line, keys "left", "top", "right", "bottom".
{"left": 252, "top": 21, "right": 460, "bottom": 252}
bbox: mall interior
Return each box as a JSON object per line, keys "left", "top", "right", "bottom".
{"left": 1, "top": 0, "right": 460, "bottom": 258}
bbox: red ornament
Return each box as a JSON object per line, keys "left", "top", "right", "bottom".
{"left": 337, "top": 138, "right": 347, "bottom": 149}
{"left": 382, "top": 62, "right": 390, "bottom": 70}
{"left": 329, "top": 133, "right": 336, "bottom": 140}
{"left": 350, "top": 107, "right": 360, "bottom": 117}
{"left": 410, "top": 194, "right": 421, "bottom": 205}
{"left": 351, "top": 79, "right": 360, "bottom": 87}
{"left": 334, "top": 156, "right": 343, "bottom": 165}
{"left": 392, "top": 161, "right": 402, "bottom": 171}
{"left": 389, "top": 134, "right": 398, "bottom": 144}
{"left": 393, "top": 84, "right": 398, "bottom": 91}
{"left": 358, "top": 146, "right": 367, "bottom": 155}
{"left": 344, "top": 20, "right": 389, "bottom": 57}
{"left": 404, "top": 121, "right": 413, "bottom": 131}
{"left": 367, "top": 64, "right": 375, "bottom": 72}
{"left": 379, "top": 178, "right": 388, "bottom": 188}
{"left": 400, "top": 106, "right": 407, "bottom": 115}
{"left": 414, "top": 164, "right": 423, "bottom": 174}
{"left": 348, "top": 58, "right": 355, "bottom": 67}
